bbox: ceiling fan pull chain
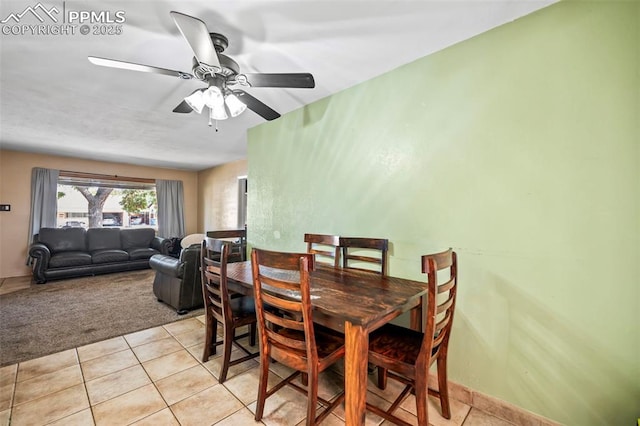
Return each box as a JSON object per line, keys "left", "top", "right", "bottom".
{"left": 207, "top": 108, "right": 220, "bottom": 132}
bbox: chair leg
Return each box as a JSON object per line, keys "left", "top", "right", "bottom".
{"left": 202, "top": 316, "right": 217, "bottom": 362}
{"left": 301, "top": 372, "right": 309, "bottom": 387}
{"left": 212, "top": 318, "right": 219, "bottom": 356}
{"left": 377, "top": 367, "right": 388, "bottom": 389}
{"left": 437, "top": 356, "right": 451, "bottom": 419}
{"left": 255, "top": 350, "right": 270, "bottom": 421}
{"left": 250, "top": 323, "right": 256, "bottom": 346}
{"left": 414, "top": 371, "right": 429, "bottom": 426}
{"left": 305, "top": 368, "right": 318, "bottom": 426}
{"left": 219, "top": 324, "right": 234, "bottom": 383}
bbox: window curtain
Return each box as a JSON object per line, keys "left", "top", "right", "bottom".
{"left": 156, "top": 179, "right": 185, "bottom": 239}
{"left": 26, "top": 167, "right": 59, "bottom": 263}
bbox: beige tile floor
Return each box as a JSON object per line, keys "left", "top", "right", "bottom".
{"left": 0, "top": 311, "right": 518, "bottom": 426}
{"left": 1, "top": 277, "right": 518, "bottom": 425}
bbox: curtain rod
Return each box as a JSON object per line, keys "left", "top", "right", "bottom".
{"left": 59, "top": 170, "right": 155, "bottom": 184}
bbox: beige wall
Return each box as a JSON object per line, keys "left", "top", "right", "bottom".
{"left": 0, "top": 150, "right": 198, "bottom": 279}
{"left": 197, "top": 159, "right": 247, "bottom": 232}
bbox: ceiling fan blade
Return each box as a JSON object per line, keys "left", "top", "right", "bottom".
{"left": 233, "top": 90, "right": 281, "bottom": 121}
{"left": 88, "top": 56, "right": 193, "bottom": 79}
{"left": 170, "top": 11, "right": 221, "bottom": 72}
{"left": 239, "top": 73, "right": 315, "bottom": 88}
{"left": 173, "top": 100, "right": 193, "bottom": 114}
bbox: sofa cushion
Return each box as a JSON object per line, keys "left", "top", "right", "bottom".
{"left": 49, "top": 251, "right": 92, "bottom": 268}
{"left": 92, "top": 249, "right": 129, "bottom": 264}
{"left": 128, "top": 247, "right": 160, "bottom": 260}
{"left": 120, "top": 228, "right": 155, "bottom": 250}
{"left": 38, "top": 228, "right": 87, "bottom": 253}
{"left": 87, "top": 228, "right": 122, "bottom": 251}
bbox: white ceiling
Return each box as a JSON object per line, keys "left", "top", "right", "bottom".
{"left": 0, "top": 0, "right": 554, "bottom": 171}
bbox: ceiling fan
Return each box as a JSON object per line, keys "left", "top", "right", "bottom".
{"left": 88, "top": 11, "right": 315, "bottom": 126}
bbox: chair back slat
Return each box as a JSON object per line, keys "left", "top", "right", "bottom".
{"left": 262, "top": 291, "right": 302, "bottom": 313}
{"left": 267, "top": 329, "right": 308, "bottom": 351}
{"left": 434, "top": 311, "right": 452, "bottom": 335}
{"left": 265, "top": 311, "right": 305, "bottom": 331}
{"left": 260, "top": 274, "right": 302, "bottom": 292}
{"left": 438, "top": 277, "right": 455, "bottom": 293}
{"left": 339, "top": 237, "right": 389, "bottom": 276}
{"left": 305, "top": 233, "right": 341, "bottom": 268}
{"left": 433, "top": 331, "right": 447, "bottom": 348}
{"left": 436, "top": 295, "right": 455, "bottom": 315}
{"left": 205, "top": 264, "right": 222, "bottom": 275}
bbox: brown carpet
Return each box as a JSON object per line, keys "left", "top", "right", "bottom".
{"left": 0, "top": 270, "right": 203, "bottom": 367}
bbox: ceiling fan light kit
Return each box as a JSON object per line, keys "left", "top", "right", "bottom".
{"left": 87, "top": 11, "right": 315, "bottom": 128}
{"left": 225, "top": 93, "right": 247, "bottom": 117}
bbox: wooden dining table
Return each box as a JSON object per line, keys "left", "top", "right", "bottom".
{"left": 225, "top": 260, "right": 429, "bottom": 426}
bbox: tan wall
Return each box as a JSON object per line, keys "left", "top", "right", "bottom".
{"left": 0, "top": 150, "right": 198, "bottom": 279}
{"left": 197, "top": 159, "right": 247, "bottom": 232}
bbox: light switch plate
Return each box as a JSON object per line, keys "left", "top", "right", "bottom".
{"left": 0, "top": 204, "right": 11, "bottom": 211}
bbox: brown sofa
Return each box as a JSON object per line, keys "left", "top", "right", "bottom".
{"left": 29, "top": 227, "right": 171, "bottom": 284}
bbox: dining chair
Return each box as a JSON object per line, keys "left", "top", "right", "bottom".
{"left": 340, "top": 237, "right": 389, "bottom": 275}
{"left": 366, "top": 248, "right": 458, "bottom": 426}
{"left": 200, "top": 237, "right": 258, "bottom": 383}
{"left": 251, "top": 248, "right": 346, "bottom": 425}
{"left": 206, "top": 228, "right": 247, "bottom": 261}
{"left": 304, "top": 233, "right": 340, "bottom": 268}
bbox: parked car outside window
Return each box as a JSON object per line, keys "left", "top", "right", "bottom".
{"left": 62, "top": 221, "right": 86, "bottom": 228}
{"left": 103, "top": 218, "right": 118, "bottom": 226}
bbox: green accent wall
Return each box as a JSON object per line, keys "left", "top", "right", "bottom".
{"left": 247, "top": 2, "right": 639, "bottom": 424}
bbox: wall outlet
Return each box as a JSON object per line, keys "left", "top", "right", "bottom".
{"left": 0, "top": 204, "right": 11, "bottom": 211}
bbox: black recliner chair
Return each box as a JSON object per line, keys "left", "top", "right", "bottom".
{"left": 150, "top": 244, "right": 203, "bottom": 314}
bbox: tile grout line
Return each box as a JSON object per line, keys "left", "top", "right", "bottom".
{"left": 8, "top": 363, "right": 16, "bottom": 426}
{"left": 75, "top": 347, "right": 99, "bottom": 426}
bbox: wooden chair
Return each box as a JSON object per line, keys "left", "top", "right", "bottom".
{"left": 206, "top": 228, "right": 247, "bottom": 261}
{"left": 366, "top": 249, "right": 458, "bottom": 426}
{"left": 200, "top": 237, "right": 258, "bottom": 383}
{"left": 340, "top": 237, "right": 389, "bottom": 275}
{"left": 304, "top": 233, "right": 340, "bottom": 268}
{"left": 251, "top": 248, "right": 345, "bottom": 425}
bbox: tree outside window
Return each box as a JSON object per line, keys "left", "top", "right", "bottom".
{"left": 57, "top": 185, "right": 157, "bottom": 229}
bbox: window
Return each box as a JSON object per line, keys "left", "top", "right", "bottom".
{"left": 57, "top": 172, "right": 157, "bottom": 229}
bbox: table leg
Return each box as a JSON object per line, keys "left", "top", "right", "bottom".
{"left": 344, "top": 321, "right": 368, "bottom": 426}
{"left": 410, "top": 294, "right": 426, "bottom": 331}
